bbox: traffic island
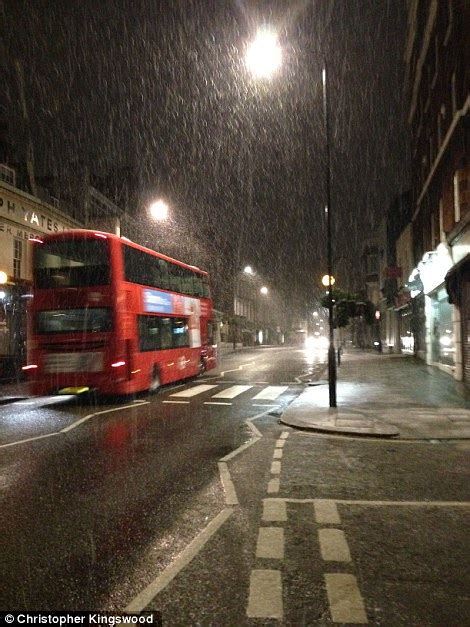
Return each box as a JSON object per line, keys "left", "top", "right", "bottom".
{"left": 280, "top": 406, "right": 400, "bottom": 438}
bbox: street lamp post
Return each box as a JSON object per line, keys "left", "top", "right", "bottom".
{"left": 322, "top": 64, "right": 337, "bottom": 407}
{"left": 246, "top": 32, "right": 337, "bottom": 406}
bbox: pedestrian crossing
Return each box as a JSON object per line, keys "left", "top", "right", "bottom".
{"left": 163, "top": 383, "right": 293, "bottom": 404}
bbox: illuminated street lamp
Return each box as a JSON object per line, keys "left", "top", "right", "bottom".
{"left": 321, "top": 274, "right": 335, "bottom": 287}
{"left": 245, "top": 29, "right": 282, "bottom": 79}
{"left": 244, "top": 265, "right": 254, "bottom": 275}
{"left": 148, "top": 199, "right": 170, "bottom": 222}
{"left": 260, "top": 286, "right": 269, "bottom": 295}
{"left": 0, "top": 271, "right": 8, "bottom": 284}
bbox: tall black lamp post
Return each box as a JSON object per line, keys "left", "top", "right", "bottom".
{"left": 245, "top": 31, "right": 337, "bottom": 406}
{"left": 322, "top": 64, "right": 337, "bottom": 408}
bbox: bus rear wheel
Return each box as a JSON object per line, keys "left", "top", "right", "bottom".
{"left": 149, "top": 367, "right": 161, "bottom": 394}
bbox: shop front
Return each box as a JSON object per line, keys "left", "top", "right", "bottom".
{"left": 0, "top": 181, "right": 80, "bottom": 377}
{"left": 410, "top": 243, "right": 456, "bottom": 377}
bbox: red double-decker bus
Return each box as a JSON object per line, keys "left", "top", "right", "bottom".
{"left": 24, "top": 229, "right": 217, "bottom": 395}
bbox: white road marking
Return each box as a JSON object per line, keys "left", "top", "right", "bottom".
{"left": 0, "top": 401, "right": 150, "bottom": 448}
{"left": 314, "top": 500, "right": 341, "bottom": 524}
{"left": 125, "top": 508, "right": 233, "bottom": 613}
{"left": 256, "top": 527, "right": 284, "bottom": 559}
{"left": 162, "top": 400, "right": 190, "bottom": 404}
{"left": 219, "top": 437, "right": 261, "bottom": 462}
{"left": 252, "top": 403, "right": 277, "bottom": 407}
{"left": 170, "top": 384, "right": 217, "bottom": 397}
{"left": 262, "top": 499, "right": 287, "bottom": 522}
{"left": 270, "top": 461, "right": 281, "bottom": 474}
{"left": 204, "top": 401, "right": 232, "bottom": 406}
{"left": 218, "top": 462, "right": 239, "bottom": 505}
{"left": 60, "top": 401, "right": 149, "bottom": 434}
{"left": 267, "top": 478, "right": 280, "bottom": 493}
{"left": 263, "top": 498, "right": 470, "bottom": 508}
{"left": 324, "top": 573, "right": 367, "bottom": 623}
{"left": 319, "top": 529, "right": 352, "bottom": 562}
{"left": 275, "top": 439, "right": 286, "bottom": 448}
{"left": 0, "top": 431, "right": 59, "bottom": 449}
{"left": 252, "top": 386, "right": 289, "bottom": 400}
{"left": 12, "top": 401, "right": 36, "bottom": 405}
{"left": 212, "top": 385, "right": 253, "bottom": 399}
{"left": 273, "top": 448, "right": 283, "bottom": 459}
{"left": 280, "top": 431, "right": 290, "bottom": 439}
{"left": 247, "top": 569, "right": 283, "bottom": 619}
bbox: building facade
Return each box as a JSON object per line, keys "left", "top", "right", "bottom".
{"left": 404, "top": 0, "right": 469, "bottom": 382}
{"left": 0, "top": 170, "right": 81, "bottom": 376}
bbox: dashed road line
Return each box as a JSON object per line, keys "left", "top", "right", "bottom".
{"left": 270, "top": 461, "right": 281, "bottom": 474}
{"left": 162, "top": 400, "right": 190, "bottom": 404}
{"left": 318, "top": 529, "right": 352, "bottom": 562}
{"left": 280, "top": 431, "right": 290, "bottom": 439}
{"left": 256, "top": 527, "right": 284, "bottom": 559}
{"left": 324, "top": 573, "right": 367, "bottom": 624}
{"left": 124, "top": 508, "right": 233, "bottom": 613}
{"left": 262, "top": 499, "right": 287, "bottom": 522}
{"left": 267, "top": 478, "right": 280, "bottom": 494}
{"left": 273, "top": 448, "right": 283, "bottom": 459}
{"left": 247, "top": 569, "right": 283, "bottom": 619}
{"left": 314, "top": 500, "right": 341, "bottom": 524}
{"left": 275, "top": 439, "right": 286, "bottom": 448}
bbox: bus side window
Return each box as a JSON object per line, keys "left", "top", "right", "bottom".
{"left": 202, "top": 277, "right": 211, "bottom": 298}
{"left": 157, "top": 259, "right": 170, "bottom": 290}
{"left": 138, "top": 315, "right": 161, "bottom": 351}
{"left": 169, "top": 264, "right": 183, "bottom": 292}
{"left": 172, "top": 317, "right": 189, "bottom": 348}
{"left": 181, "top": 268, "right": 194, "bottom": 295}
{"left": 207, "top": 320, "right": 214, "bottom": 345}
{"left": 193, "top": 275, "right": 203, "bottom": 296}
{"left": 160, "top": 317, "right": 173, "bottom": 349}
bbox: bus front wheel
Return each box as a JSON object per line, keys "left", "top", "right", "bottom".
{"left": 149, "top": 367, "right": 161, "bottom": 394}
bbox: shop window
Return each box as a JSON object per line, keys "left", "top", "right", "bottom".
{"left": 431, "top": 288, "right": 454, "bottom": 367}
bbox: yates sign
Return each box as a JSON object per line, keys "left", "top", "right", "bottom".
{"left": 0, "top": 189, "right": 74, "bottom": 236}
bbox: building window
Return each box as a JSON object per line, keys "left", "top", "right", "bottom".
{"left": 454, "top": 172, "right": 461, "bottom": 223}
{"left": 13, "top": 239, "right": 22, "bottom": 279}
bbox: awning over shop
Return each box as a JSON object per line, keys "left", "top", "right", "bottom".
{"left": 445, "top": 253, "right": 470, "bottom": 305}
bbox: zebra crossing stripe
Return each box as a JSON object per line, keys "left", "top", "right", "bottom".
{"left": 170, "top": 384, "right": 218, "bottom": 397}
{"left": 252, "top": 386, "right": 289, "bottom": 400}
{"left": 212, "top": 385, "right": 253, "bottom": 399}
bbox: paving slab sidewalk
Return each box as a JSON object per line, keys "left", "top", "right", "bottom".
{"left": 281, "top": 351, "right": 470, "bottom": 439}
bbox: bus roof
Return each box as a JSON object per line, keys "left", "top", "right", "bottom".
{"left": 35, "top": 229, "right": 208, "bottom": 276}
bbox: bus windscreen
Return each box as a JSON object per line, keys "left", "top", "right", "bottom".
{"left": 34, "top": 239, "right": 110, "bottom": 288}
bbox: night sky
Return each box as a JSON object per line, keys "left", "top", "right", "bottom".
{"left": 3, "top": 0, "right": 409, "bottom": 311}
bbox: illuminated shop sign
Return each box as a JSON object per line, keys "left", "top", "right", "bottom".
{"left": 0, "top": 189, "right": 74, "bottom": 234}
